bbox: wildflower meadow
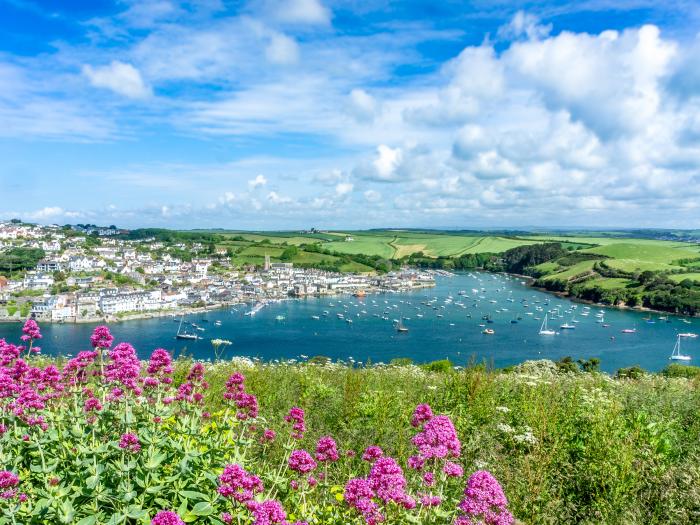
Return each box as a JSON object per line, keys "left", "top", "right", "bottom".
{"left": 1, "top": 320, "right": 700, "bottom": 524}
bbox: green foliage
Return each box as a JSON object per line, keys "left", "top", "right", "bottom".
{"left": 662, "top": 364, "right": 700, "bottom": 379}
{"left": 0, "top": 247, "right": 45, "bottom": 274}
{"left": 420, "top": 359, "right": 454, "bottom": 373}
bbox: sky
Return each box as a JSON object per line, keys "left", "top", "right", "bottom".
{"left": 2, "top": 0, "right": 700, "bottom": 230}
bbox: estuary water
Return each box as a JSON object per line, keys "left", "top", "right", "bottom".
{"left": 0, "top": 272, "right": 697, "bottom": 372}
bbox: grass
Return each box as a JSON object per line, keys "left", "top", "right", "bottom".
{"left": 541, "top": 260, "right": 597, "bottom": 281}
{"left": 582, "top": 243, "right": 700, "bottom": 272}
{"left": 669, "top": 273, "right": 700, "bottom": 283}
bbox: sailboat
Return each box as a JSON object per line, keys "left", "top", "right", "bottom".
{"left": 396, "top": 317, "right": 409, "bottom": 333}
{"left": 560, "top": 314, "right": 576, "bottom": 330}
{"left": 175, "top": 317, "right": 199, "bottom": 340}
{"left": 539, "top": 314, "right": 557, "bottom": 336}
{"left": 669, "top": 335, "right": 692, "bottom": 361}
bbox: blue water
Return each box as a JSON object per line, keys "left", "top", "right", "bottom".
{"left": 1, "top": 272, "right": 697, "bottom": 372}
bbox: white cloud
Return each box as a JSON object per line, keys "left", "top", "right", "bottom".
{"left": 497, "top": 11, "right": 552, "bottom": 41}
{"left": 82, "top": 61, "right": 151, "bottom": 99}
{"left": 267, "top": 191, "right": 292, "bottom": 204}
{"left": 372, "top": 145, "right": 403, "bottom": 181}
{"left": 268, "top": 0, "right": 330, "bottom": 25}
{"left": 335, "top": 182, "right": 353, "bottom": 196}
{"left": 248, "top": 174, "right": 268, "bottom": 189}
{"left": 266, "top": 33, "right": 300, "bottom": 65}
{"left": 348, "top": 89, "right": 377, "bottom": 121}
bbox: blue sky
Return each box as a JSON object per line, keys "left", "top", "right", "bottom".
{"left": 2, "top": 0, "right": 700, "bottom": 229}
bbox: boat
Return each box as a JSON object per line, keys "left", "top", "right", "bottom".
{"left": 560, "top": 323, "right": 576, "bottom": 330}
{"left": 670, "top": 335, "right": 692, "bottom": 361}
{"left": 311, "top": 315, "right": 320, "bottom": 320}
{"left": 175, "top": 318, "right": 199, "bottom": 340}
{"left": 395, "top": 318, "right": 409, "bottom": 333}
{"left": 275, "top": 315, "right": 286, "bottom": 321}
{"left": 539, "top": 315, "right": 557, "bottom": 336}
{"left": 482, "top": 328, "right": 495, "bottom": 335}
{"left": 214, "top": 320, "right": 222, "bottom": 326}
{"left": 621, "top": 328, "right": 637, "bottom": 334}
{"left": 679, "top": 332, "right": 698, "bottom": 338}
{"left": 244, "top": 302, "right": 266, "bottom": 317}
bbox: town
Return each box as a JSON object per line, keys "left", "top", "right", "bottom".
{"left": 0, "top": 221, "right": 436, "bottom": 323}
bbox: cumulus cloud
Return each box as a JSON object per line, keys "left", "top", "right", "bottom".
{"left": 82, "top": 61, "right": 151, "bottom": 98}
{"left": 248, "top": 174, "right": 268, "bottom": 189}
{"left": 335, "top": 182, "right": 353, "bottom": 196}
{"left": 348, "top": 89, "right": 377, "bottom": 121}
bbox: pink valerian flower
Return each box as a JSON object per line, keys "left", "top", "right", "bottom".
{"left": 422, "top": 471, "right": 435, "bottom": 487}
{"left": 0, "top": 471, "right": 20, "bottom": 500}
{"left": 315, "top": 436, "right": 339, "bottom": 463}
{"left": 176, "top": 363, "right": 209, "bottom": 404}
{"left": 0, "top": 340, "right": 20, "bottom": 366}
{"left": 284, "top": 406, "right": 305, "bottom": 439}
{"left": 90, "top": 325, "right": 114, "bottom": 350}
{"left": 419, "top": 494, "right": 442, "bottom": 507}
{"left": 368, "top": 457, "right": 414, "bottom": 508}
{"left": 151, "top": 510, "right": 185, "bottom": 525}
{"left": 0, "top": 423, "right": 7, "bottom": 435}
{"left": 84, "top": 396, "right": 103, "bottom": 413}
{"left": 21, "top": 318, "right": 42, "bottom": 343}
{"left": 444, "top": 461, "right": 464, "bottom": 478}
{"left": 218, "top": 464, "right": 264, "bottom": 503}
{"left": 288, "top": 450, "right": 317, "bottom": 474}
{"left": 146, "top": 348, "right": 173, "bottom": 385}
{"left": 119, "top": 433, "right": 141, "bottom": 453}
{"left": 411, "top": 414, "right": 461, "bottom": 462}
{"left": 223, "top": 372, "right": 259, "bottom": 420}
{"left": 220, "top": 513, "right": 233, "bottom": 525}
{"left": 344, "top": 478, "right": 382, "bottom": 525}
{"left": 105, "top": 343, "right": 142, "bottom": 393}
{"left": 407, "top": 455, "right": 425, "bottom": 470}
{"left": 247, "top": 500, "right": 286, "bottom": 525}
{"left": 411, "top": 404, "right": 433, "bottom": 428}
{"left": 362, "top": 446, "right": 384, "bottom": 463}
{"left": 62, "top": 351, "right": 98, "bottom": 383}
{"left": 456, "top": 471, "right": 514, "bottom": 525}
{"left": 262, "top": 428, "right": 276, "bottom": 442}
{"left": 26, "top": 415, "right": 48, "bottom": 431}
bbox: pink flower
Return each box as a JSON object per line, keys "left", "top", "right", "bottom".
{"left": 344, "top": 478, "right": 380, "bottom": 524}
{"left": 0, "top": 471, "right": 19, "bottom": 500}
{"left": 218, "top": 464, "right": 264, "bottom": 503}
{"left": 422, "top": 471, "right": 435, "bottom": 487}
{"left": 411, "top": 403, "right": 433, "bottom": 427}
{"left": 456, "top": 471, "right": 513, "bottom": 525}
{"left": 284, "top": 406, "right": 305, "bottom": 439}
{"left": 84, "top": 397, "right": 103, "bottom": 413}
{"left": 262, "top": 428, "right": 276, "bottom": 442}
{"left": 146, "top": 348, "right": 173, "bottom": 383}
{"left": 151, "top": 510, "right": 185, "bottom": 525}
{"left": 21, "top": 319, "right": 42, "bottom": 342}
{"left": 315, "top": 436, "right": 339, "bottom": 463}
{"left": 368, "top": 457, "right": 412, "bottom": 507}
{"left": 90, "top": 325, "right": 114, "bottom": 349}
{"left": 362, "top": 446, "right": 384, "bottom": 462}
{"left": 420, "top": 494, "right": 442, "bottom": 507}
{"left": 119, "top": 433, "right": 141, "bottom": 453}
{"left": 411, "top": 415, "right": 461, "bottom": 461}
{"left": 248, "top": 500, "right": 287, "bottom": 525}
{"left": 288, "top": 450, "right": 317, "bottom": 474}
{"left": 444, "top": 461, "right": 464, "bottom": 478}
{"left": 105, "top": 343, "right": 141, "bottom": 393}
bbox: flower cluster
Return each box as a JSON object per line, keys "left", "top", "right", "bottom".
{"left": 284, "top": 406, "right": 305, "bottom": 439}
{"left": 288, "top": 450, "right": 317, "bottom": 475}
{"left": 145, "top": 348, "right": 174, "bottom": 387}
{"left": 314, "top": 436, "right": 339, "bottom": 463}
{"left": 105, "top": 343, "right": 142, "bottom": 394}
{"left": 218, "top": 464, "right": 264, "bottom": 503}
{"left": 409, "top": 405, "right": 462, "bottom": 476}
{"left": 223, "top": 372, "right": 258, "bottom": 420}
{"left": 345, "top": 456, "right": 415, "bottom": 524}
{"left": 455, "top": 471, "right": 514, "bottom": 525}
{"left": 119, "top": 432, "right": 141, "bottom": 453}
{"left": 90, "top": 325, "right": 114, "bottom": 350}
{"left": 151, "top": 511, "right": 185, "bottom": 525}
{"left": 175, "top": 363, "right": 209, "bottom": 404}
{"left": 0, "top": 470, "right": 20, "bottom": 500}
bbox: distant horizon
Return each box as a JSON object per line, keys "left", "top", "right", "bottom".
{"left": 6, "top": 220, "right": 700, "bottom": 235}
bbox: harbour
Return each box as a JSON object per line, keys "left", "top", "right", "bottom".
{"left": 1, "top": 271, "right": 696, "bottom": 373}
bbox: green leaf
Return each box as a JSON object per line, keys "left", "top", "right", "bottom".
{"left": 75, "top": 516, "right": 98, "bottom": 525}
{"left": 191, "top": 502, "right": 214, "bottom": 516}
{"left": 180, "top": 490, "right": 208, "bottom": 501}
